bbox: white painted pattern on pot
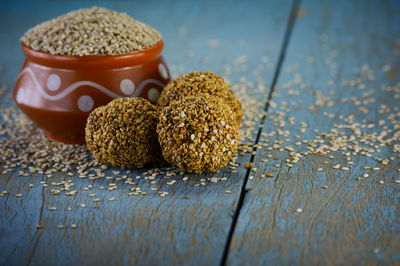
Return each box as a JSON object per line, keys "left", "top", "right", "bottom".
{"left": 16, "top": 87, "right": 25, "bottom": 104}
{"left": 132, "top": 79, "right": 166, "bottom": 97}
{"left": 17, "top": 67, "right": 166, "bottom": 103}
{"left": 120, "top": 79, "right": 135, "bottom": 95}
{"left": 46, "top": 74, "right": 61, "bottom": 91}
{"left": 147, "top": 88, "right": 160, "bottom": 103}
{"left": 18, "top": 68, "right": 122, "bottom": 100}
{"left": 77, "top": 95, "right": 94, "bottom": 112}
{"left": 158, "top": 63, "right": 169, "bottom": 80}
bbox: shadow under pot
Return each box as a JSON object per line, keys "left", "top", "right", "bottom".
{"left": 13, "top": 40, "right": 170, "bottom": 144}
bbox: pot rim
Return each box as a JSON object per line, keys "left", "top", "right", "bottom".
{"left": 21, "top": 39, "right": 164, "bottom": 69}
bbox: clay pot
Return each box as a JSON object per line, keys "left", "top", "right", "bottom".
{"left": 13, "top": 40, "right": 170, "bottom": 144}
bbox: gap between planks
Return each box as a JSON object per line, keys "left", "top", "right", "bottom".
{"left": 220, "top": 0, "right": 301, "bottom": 265}
{"left": 26, "top": 176, "right": 48, "bottom": 266}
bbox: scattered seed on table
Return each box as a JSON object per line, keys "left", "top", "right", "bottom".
{"left": 0, "top": 32, "right": 399, "bottom": 215}
{"left": 244, "top": 162, "right": 253, "bottom": 168}
{"left": 210, "top": 177, "right": 219, "bottom": 183}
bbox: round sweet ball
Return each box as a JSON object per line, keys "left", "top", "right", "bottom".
{"left": 157, "top": 94, "right": 239, "bottom": 174}
{"left": 85, "top": 97, "right": 160, "bottom": 168}
{"left": 157, "top": 71, "right": 242, "bottom": 126}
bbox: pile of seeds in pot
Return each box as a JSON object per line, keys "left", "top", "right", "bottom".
{"left": 85, "top": 71, "right": 242, "bottom": 174}
{"left": 20, "top": 6, "right": 161, "bottom": 56}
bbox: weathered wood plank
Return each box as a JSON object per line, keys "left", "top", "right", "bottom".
{"left": 227, "top": 0, "right": 400, "bottom": 265}
{"left": 0, "top": 171, "right": 45, "bottom": 265}
{"left": 0, "top": 0, "right": 293, "bottom": 265}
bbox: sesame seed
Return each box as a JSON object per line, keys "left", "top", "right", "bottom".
{"left": 245, "top": 163, "right": 253, "bottom": 171}
{"left": 160, "top": 192, "right": 168, "bottom": 197}
{"left": 210, "top": 177, "right": 219, "bottom": 183}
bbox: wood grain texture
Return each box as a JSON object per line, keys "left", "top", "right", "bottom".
{"left": 0, "top": 172, "right": 45, "bottom": 265}
{"left": 0, "top": 0, "right": 293, "bottom": 265}
{"left": 227, "top": 0, "right": 400, "bottom": 265}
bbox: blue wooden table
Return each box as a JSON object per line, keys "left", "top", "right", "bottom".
{"left": 1, "top": 0, "right": 399, "bottom": 265}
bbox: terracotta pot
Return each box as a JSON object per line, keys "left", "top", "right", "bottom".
{"left": 13, "top": 40, "right": 170, "bottom": 144}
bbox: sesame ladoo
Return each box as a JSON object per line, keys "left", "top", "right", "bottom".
{"left": 157, "top": 94, "right": 239, "bottom": 174}
{"left": 85, "top": 97, "right": 160, "bottom": 168}
{"left": 20, "top": 7, "right": 161, "bottom": 56}
{"left": 157, "top": 71, "right": 242, "bottom": 126}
